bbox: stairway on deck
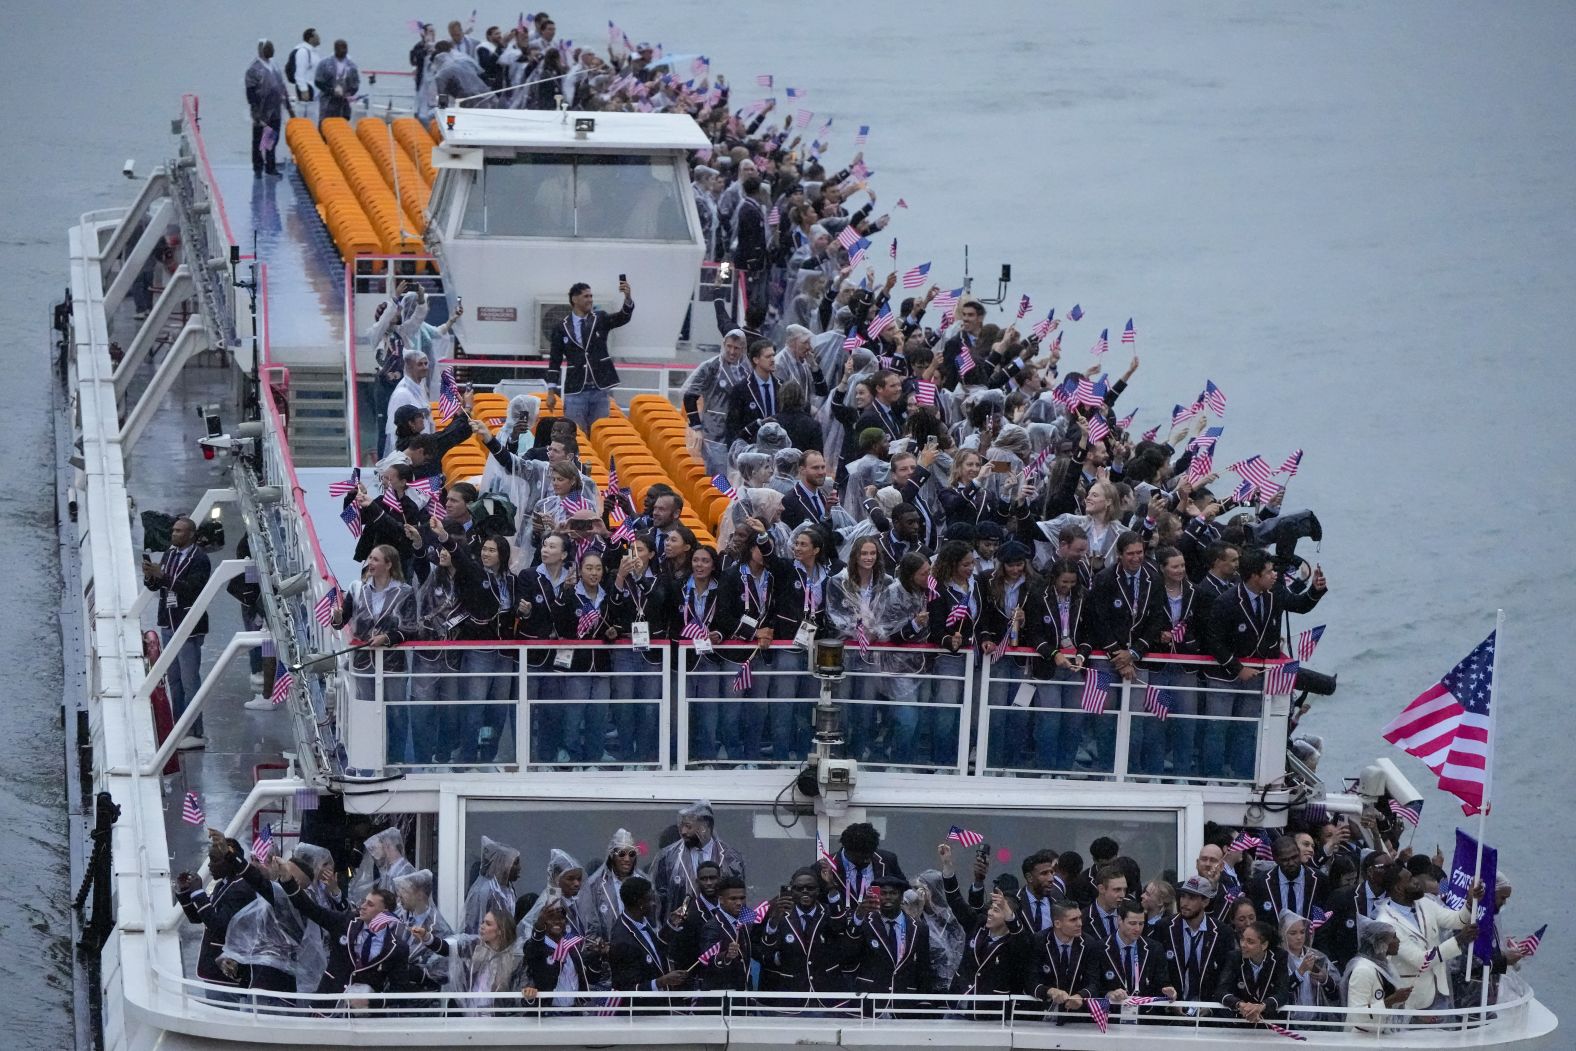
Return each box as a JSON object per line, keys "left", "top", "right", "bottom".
{"left": 286, "top": 366, "right": 349, "bottom": 466}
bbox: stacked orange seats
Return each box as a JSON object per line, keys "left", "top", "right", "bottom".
{"left": 320, "top": 118, "right": 423, "bottom": 255}
{"left": 356, "top": 117, "right": 430, "bottom": 234}
{"left": 392, "top": 116, "right": 438, "bottom": 184}
{"left": 284, "top": 118, "right": 381, "bottom": 260}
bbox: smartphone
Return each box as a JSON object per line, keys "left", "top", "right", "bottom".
{"left": 779, "top": 883, "right": 790, "bottom": 897}
{"left": 976, "top": 841, "right": 991, "bottom": 861}
{"left": 925, "top": 436, "right": 939, "bottom": 450}
{"left": 351, "top": 467, "right": 361, "bottom": 484}
{"left": 618, "top": 273, "right": 627, "bottom": 283}
{"left": 992, "top": 459, "right": 1012, "bottom": 473}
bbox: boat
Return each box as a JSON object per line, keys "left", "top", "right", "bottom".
{"left": 55, "top": 37, "right": 1557, "bottom": 1051}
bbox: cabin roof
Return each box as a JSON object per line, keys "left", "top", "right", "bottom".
{"left": 437, "top": 108, "right": 712, "bottom": 151}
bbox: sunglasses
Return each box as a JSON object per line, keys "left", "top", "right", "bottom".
{"left": 612, "top": 849, "right": 639, "bottom": 858}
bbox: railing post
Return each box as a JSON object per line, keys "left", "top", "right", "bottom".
{"left": 956, "top": 649, "right": 975, "bottom": 775}
{"left": 973, "top": 648, "right": 992, "bottom": 777}
{"left": 517, "top": 645, "right": 530, "bottom": 768}
{"left": 1112, "top": 678, "right": 1134, "bottom": 781}
{"left": 675, "top": 646, "right": 690, "bottom": 770}
{"left": 373, "top": 647, "right": 386, "bottom": 774}
{"left": 658, "top": 645, "right": 672, "bottom": 772}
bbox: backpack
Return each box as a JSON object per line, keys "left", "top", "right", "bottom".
{"left": 284, "top": 47, "right": 297, "bottom": 84}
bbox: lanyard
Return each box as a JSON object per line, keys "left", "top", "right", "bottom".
{"left": 741, "top": 565, "right": 770, "bottom": 613}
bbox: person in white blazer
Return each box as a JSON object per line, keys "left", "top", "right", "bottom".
{"left": 1373, "top": 866, "right": 1480, "bottom": 1012}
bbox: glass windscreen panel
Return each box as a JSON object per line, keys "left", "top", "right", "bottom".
{"left": 460, "top": 152, "right": 689, "bottom": 241}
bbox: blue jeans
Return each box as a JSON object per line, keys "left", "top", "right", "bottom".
{"left": 563, "top": 671, "right": 611, "bottom": 763}
{"left": 160, "top": 627, "right": 205, "bottom": 737}
{"left": 985, "top": 656, "right": 1031, "bottom": 770}
{"left": 1198, "top": 677, "right": 1261, "bottom": 780}
{"left": 767, "top": 649, "right": 813, "bottom": 762}
{"left": 1031, "top": 669, "right": 1083, "bottom": 772}
{"left": 688, "top": 654, "right": 728, "bottom": 762}
{"left": 563, "top": 385, "right": 611, "bottom": 435}
{"left": 611, "top": 649, "right": 661, "bottom": 764}
{"left": 459, "top": 649, "right": 514, "bottom": 762}
{"left": 1145, "top": 666, "right": 1194, "bottom": 779}
{"left": 884, "top": 670, "right": 922, "bottom": 765}
{"left": 923, "top": 653, "right": 967, "bottom": 769}
{"left": 842, "top": 652, "right": 883, "bottom": 761}
{"left": 530, "top": 662, "right": 566, "bottom": 763}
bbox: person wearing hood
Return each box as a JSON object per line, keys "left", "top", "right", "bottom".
{"left": 245, "top": 40, "right": 293, "bottom": 176}
{"left": 283, "top": 843, "right": 343, "bottom": 995}
{"left": 1343, "top": 920, "right": 1411, "bottom": 1034}
{"left": 521, "top": 849, "right": 587, "bottom": 934}
{"left": 649, "top": 800, "right": 747, "bottom": 921}
{"left": 464, "top": 836, "right": 522, "bottom": 934}
{"left": 521, "top": 893, "right": 597, "bottom": 1008}
{"left": 576, "top": 828, "right": 646, "bottom": 946}
{"left": 433, "top": 43, "right": 493, "bottom": 106}
{"left": 274, "top": 859, "right": 409, "bottom": 1002}
{"left": 347, "top": 827, "right": 415, "bottom": 907}
{"left": 313, "top": 38, "right": 360, "bottom": 125}
{"left": 394, "top": 868, "right": 452, "bottom": 991}
{"left": 412, "top": 907, "right": 522, "bottom": 1015}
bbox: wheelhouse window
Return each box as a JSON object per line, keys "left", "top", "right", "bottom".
{"left": 458, "top": 152, "right": 690, "bottom": 242}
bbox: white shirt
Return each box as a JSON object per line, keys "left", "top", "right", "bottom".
{"left": 287, "top": 42, "right": 320, "bottom": 89}
{"left": 385, "top": 375, "right": 432, "bottom": 447}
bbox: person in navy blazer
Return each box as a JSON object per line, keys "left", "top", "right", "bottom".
{"left": 547, "top": 278, "right": 633, "bottom": 434}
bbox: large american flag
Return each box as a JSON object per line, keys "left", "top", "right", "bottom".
{"left": 948, "top": 824, "right": 984, "bottom": 848}
{"left": 1122, "top": 318, "right": 1136, "bottom": 344}
{"left": 1081, "top": 666, "right": 1112, "bottom": 714}
{"left": 1382, "top": 631, "right": 1497, "bottom": 813}
{"left": 1296, "top": 624, "right": 1326, "bottom": 661}
{"left": 1387, "top": 797, "right": 1423, "bottom": 827}
{"left": 902, "top": 261, "right": 931, "bottom": 289}
{"left": 1508, "top": 925, "right": 1546, "bottom": 959}
{"left": 1199, "top": 379, "right": 1227, "bottom": 417}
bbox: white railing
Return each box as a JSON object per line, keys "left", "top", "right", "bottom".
{"left": 142, "top": 962, "right": 1541, "bottom": 1043}
{"left": 337, "top": 639, "right": 1295, "bottom": 784}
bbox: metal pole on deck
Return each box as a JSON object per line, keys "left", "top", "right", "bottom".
{"left": 1464, "top": 608, "right": 1504, "bottom": 1029}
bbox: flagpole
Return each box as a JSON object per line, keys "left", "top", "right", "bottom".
{"left": 1463, "top": 608, "right": 1503, "bottom": 1028}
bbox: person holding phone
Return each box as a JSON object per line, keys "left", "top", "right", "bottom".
{"left": 547, "top": 277, "right": 633, "bottom": 434}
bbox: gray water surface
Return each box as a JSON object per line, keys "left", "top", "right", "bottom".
{"left": 3, "top": 1, "right": 1572, "bottom": 1044}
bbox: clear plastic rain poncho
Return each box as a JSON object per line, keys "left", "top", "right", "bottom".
{"left": 873, "top": 579, "right": 931, "bottom": 685}
{"left": 521, "top": 848, "right": 584, "bottom": 933}
{"left": 914, "top": 869, "right": 966, "bottom": 985}
{"left": 348, "top": 827, "right": 415, "bottom": 906}
{"left": 395, "top": 868, "right": 453, "bottom": 984}
{"left": 576, "top": 828, "right": 643, "bottom": 945}
{"left": 285, "top": 843, "right": 339, "bottom": 994}
{"left": 717, "top": 487, "right": 789, "bottom": 554}
{"left": 827, "top": 565, "right": 889, "bottom": 674}
{"left": 219, "top": 896, "right": 297, "bottom": 974}
{"left": 438, "top": 930, "right": 524, "bottom": 1015}
{"left": 463, "top": 836, "right": 520, "bottom": 934}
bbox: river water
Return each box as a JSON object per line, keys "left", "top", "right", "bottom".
{"left": 3, "top": 1, "right": 1572, "bottom": 1044}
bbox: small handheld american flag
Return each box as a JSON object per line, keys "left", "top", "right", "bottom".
{"left": 1087, "top": 997, "right": 1109, "bottom": 1033}
{"left": 895, "top": 197, "right": 908, "bottom": 209}
{"left": 365, "top": 911, "right": 399, "bottom": 933}
{"left": 957, "top": 347, "right": 976, "bottom": 377}
{"left": 1143, "top": 682, "right": 1169, "bottom": 721}
{"left": 913, "top": 380, "right": 938, "bottom": 407}
{"left": 1081, "top": 666, "right": 1112, "bottom": 714}
{"left": 1230, "top": 454, "right": 1276, "bottom": 494}
{"left": 251, "top": 823, "right": 273, "bottom": 862}
{"left": 328, "top": 477, "right": 358, "bottom": 498}
{"left": 577, "top": 609, "right": 602, "bottom": 638}
{"left": 181, "top": 791, "right": 205, "bottom": 825}
{"left": 270, "top": 670, "right": 293, "bottom": 705}
{"left": 1307, "top": 906, "right": 1330, "bottom": 932}
{"left": 1016, "top": 293, "right": 1032, "bottom": 319}
{"left": 340, "top": 503, "right": 363, "bottom": 537}
{"left": 785, "top": 86, "right": 805, "bottom": 99}
{"left": 1032, "top": 309, "right": 1056, "bottom": 341}
{"left": 835, "top": 224, "right": 861, "bottom": 251}
{"left": 902, "top": 262, "right": 931, "bottom": 289}
{"left": 1387, "top": 797, "right": 1423, "bottom": 828}
{"left": 1262, "top": 660, "right": 1300, "bottom": 697}
{"left": 748, "top": 898, "right": 774, "bottom": 924}
{"left": 1091, "top": 328, "right": 1110, "bottom": 357}
{"left": 1508, "top": 925, "right": 1546, "bottom": 959}
{"left": 1417, "top": 945, "right": 1441, "bottom": 974}
{"left": 711, "top": 473, "right": 735, "bottom": 498}
{"left": 1199, "top": 379, "right": 1227, "bottom": 417}
{"left": 755, "top": 73, "right": 773, "bottom": 88}
{"left": 696, "top": 941, "right": 722, "bottom": 965}
{"left": 681, "top": 620, "right": 709, "bottom": 642}
{"left": 550, "top": 934, "right": 584, "bottom": 964}
{"left": 853, "top": 622, "right": 871, "bottom": 660}
{"left": 437, "top": 367, "right": 462, "bottom": 419}
{"left": 1068, "top": 303, "right": 1084, "bottom": 321}
{"left": 865, "top": 305, "right": 895, "bottom": 340}
{"left": 1265, "top": 1021, "right": 1307, "bottom": 1041}
{"left": 1185, "top": 450, "right": 1214, "bottom": 485}
{"left": 315, "top": 585, "right": 339, "bottom": 628}
{"left": 1086, "top": 414, "right": 1111, "bottom": 443}
{"left": 381, "top": 488, "right": 403, "bottom": 514}
{"left": 793, "top": 107, "right": 812, "bottom": 130}
{"left": 1278, "top": 448, "right": 1303, "bottom": 477}
{"left": 607, "top": 507, "right": 636, "bottom": 546}
{"left": 925, "top": 574, "right": 939, "bottom": 602}
{"left": 1122, "top": 318, "right": 1136, "bottom": 344}
{"left": 766, "top": 204, "right": 780, "bottom": 226}
{"left": 1172, "top": 401, "right": 1203, "bottom": 427}
{"left": 1296, "top": 624, "right": 1325, "bottom": 661}
{"left": 1142, "top": 424, "right": 1161, "bottom": 442}
{"left": 1228, "top": 832, "right": 1262, "bottom": 855}
{"left": 931, "top": 287, "right": 960, "bottom": 314}
{"left": 855, "top": 124, "right": 870, "bottom": 145}
{"left": 817, "top": 833, "right": 840, "bottom": 872}
{"left": 948, "top": 825, "right": 984, "bottom": 848}
{"left": 946, "top": 603, "right": 969, "bottom": 628}
{"left": 849, "top": 238, "right": 871, "bottom": 267}
{"left": 732, "top": 659, "right": 753, "bottom": 691}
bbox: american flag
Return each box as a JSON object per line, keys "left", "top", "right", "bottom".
{"left": 866, "top": 304, "right": 895, "bottom": 340}
{"left": 1086, "top": 414, "right": 1111, "bottom": 443}
{"left": 1189, "top": 426, "right": 1224, "bottom": 451}
{"left": 608, "top": 507, "right": 636, "bottom": 545}
{"left": 340, "top": 502, "right": 363, "bottom": 537}
{"left": 1172, "top": 401, "right": 1203, "bottom": 427}
{"left": 1382, "top": 630, "right": 1497, "bottom": 813}
{"left": 1263, "top": 660, "right": 1300, "bottom": 696}
{"left": 926, "top": 573, "right": 938, "bottom": 602}
{"left": 696, "top": 941, "right": 723, "bottom": 965}
{"left": 855, "top": 124, "right": 870, "bottom": 145}
{"left": 854, "top": 621, "right": 871, "bottom": 659}
{"left": 409, "top": 475, "right": 441, "bottom": 499}
{"left": 1199, "top": 379, "right": 1227, "bottom": 417}
{"left": 681, "top": 619, "right": 710, "bottom": 642}
{"left": 1122, "top": 318, "right": 1136, "bottom": 344}
{"left": 1307, "top": 905, "right": 1331, "bottom": 932}
{"left": 381, "top": 488, "right": 403, "bottom": 514}
{"left": 835, "top": 224, "right": 861, "bottom": 251}
{"left": 1079, "top": 375, "right": 1109, "bottom": 409}
{"left": 577, "top": 608, "right": 601, "bottom": 638}
{"left": 437, "top": 367, "right": 461, "bottom": 418}
{"left": 328, "top": 476, "right": 358, "bottom": 497}
{"left": 181, "top": 791, "right": 205, "bottom": 825}
{"left": 850, "top": 158, "right": 871, "bottom": 180}
{"left": 1032, "top": 310, "right": 1056, "bottom": 341}
{"left": 785, "top": 86, "right": 805, "bottom": 99}
{"left": 889, "top": 237, "right": 897, "bottom": 260}
{"left": 848, "top": 238, "right": 871, "bottom": 268}
{"left": 948, "top": 824, "right": 984, "bottom": 848}
{"left": 711, "top": 472, "right": 735, "bottom": 497}
{"left": 895, "top": 197, "right": 908, "bottom": 209}
{"left": 1124, "top": 996, "right": 1169, "bottom": 1006}
{"left": 550, "top": 934, "right": 584, "bottom": 964}
{"left": 842, "top": 328, "right": 863, "bottom": 352}
{"left": 365, "top": 910, "right": 399, "bottom": 934}
{"left": 931, "top": 287, "right": 961, "bottom": 314}
{"left": 295, "top": 787, "right": 319, "bottom": 811}
{"left": 561, "top": 492, "right": 586, "bottom": 515}
{"left": 1081, "top": 666, "right": 1112, "bottom": 714}
{"left": 1016, "top": 294, "right": 1032, "bottom": 320}
{"left": 271, "top": 670, "right": 293, "bottom": 705}
{"left": 424, "top": 490, "right": 447, "bottom": 521}
{"left": 1230, "top": 477, "right": 1256, "bottom": 503}
{"left": 1185, "top": 450, "right": 1214, "bottom": 485}
{"left": 1087, "top": 996, "right": 1110, "bottom": 1033}
{"left": 1296, "top": 625, "right": 1325, "bottom": 661}
{"left": 1508, "top": 925, "right": 1546, "bottom": 959}
{"left": 794, "top": 108, "right": 813, "bottom": 129}
{"left": 1142, "top": 424, "right": 1161, "bottom": 442}
{"left": 946, "top": 603, "right": 969, "bottom": 628}
{"left": 913, "top": 380, "right": 938, "bottom": 407}
{"left": 1229, "top": 455, "right": 1276, "bottom": 494}
{"left": 749, "top": 898, "right": 774, "bottom": 924}
{"left": 595, "top": 997, "right": 624, "bottom": 1017}
{"left": 314, "top": 585, "right": 339, "bottom": 628}
{"left": 816, "top": 833, "right": 839, "bottom": 871}
{"left": 251, "top": 823, "right": 273, "bottom": 862}
{"left": 1091, "top": 328, "right": 1110, "bottom": 356}
{"left": 755, "top": 74, "right": 773, "bottom": 88}
{"left": 691, "top": 55, "right": 709, "bottom": 76}
{"left": 1266, "top": 1022, "right": 1307, "bottom": 1041}
{"left": 902, "top": 262, "right": 931, "bottom": 289}
{"left": 1028, "top": 446, "right": 1054, "bottom": 476}
{"left": 766, "top": 204, "right": 780, "bottom": 226}
{"left": 1417, "top": 945, "right": 1441, "bottom": 974}
{"left": 1228, "top": 832, "right": 1262, "bottom": 855}
{"left": 1388, "top": 797, "right": 1423, "bottom": 827}
{"left": 1068, "top": 303, "right": 1084, "bottom": 321}
{"left": 1143, "top": 681, "right": 1169, "bottom": 721}
{"left": 957, "top": 347, "right": 977, "bottom": 377}
{"left": 1278, "top": 449, "right": 1303, "bottom": 477}
{"left": 605, "top": 458, "right": 620, "bottom": 498}
{"left": 732, "top": 659, "right": 753, "bottom": 691}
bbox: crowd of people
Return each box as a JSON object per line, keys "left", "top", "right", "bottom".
{"left": 177, "top": 801, "right": 1535, "bottom": 1033}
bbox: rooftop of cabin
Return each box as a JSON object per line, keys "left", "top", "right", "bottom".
{"left": 436, "top": 106, "right": 711, "bottom": 151}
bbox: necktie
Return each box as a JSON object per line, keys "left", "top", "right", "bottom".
{"left": 1186, "top": 932, "right": 1201, "bottom": 995}
{"left": 1125, "top": 945, "right": 1137, "bottom": 989}
{"left": 760, "top": 380, "right": 774, "bottom": 416}
{"left": 1129, "top": 573, "right": 1139, "bottom": 598}
{"left": 1105, "top": 912, "right": 1116, "bottom": 941}
{"left": 887, "top": 918, "right": 900, "bottom": 958}
{"left": 1031, "top": 897, "right": 1044, "bottom": 931}
{"left": 1253, "top": 593, "right": 1264, "bottom": 619}
{"left": 1059, "top": 942, "right": 1072, "bottom": 979}
{"left": 1285, "top": 877, "right": 1298, "bottom": 915}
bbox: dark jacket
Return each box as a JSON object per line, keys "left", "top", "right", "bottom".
{"left": 852, "top": 911, "right": 931, "bottom": 996}
{"left": 1214, "top": 947, "right": 1292, "bottom": 1017}
{"left": 757, "top": 905, "right": 858, "bottom": 994}
{"left": 698, "top": 911, "right": 755, "bottom": 991}
{"left": 148, "top": 543, "right": 213, "bottom": 634}
{"left": 547, "top": 300, "right": 634, "bottom": 395}
{"left": 1159, "top": 914, "right": 1231, "bottom": 1004}
{"left": 1203, "top": 580, "right": 1326, "bottom": 682}
{"left": 608, "top": 913, "right": 673, "bottom": 992}
{"left": 176, "top": 862, "right": 270, "bottom": 984}
{"left": 286, "top": 884, "right": 409, "bottom": 995}
{"left": 1089, "top": 562, "right": 1169, "bottom": 660}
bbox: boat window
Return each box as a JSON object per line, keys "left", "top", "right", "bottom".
{"left": 459, "top": 152, "right": 690, "bottom": 241}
